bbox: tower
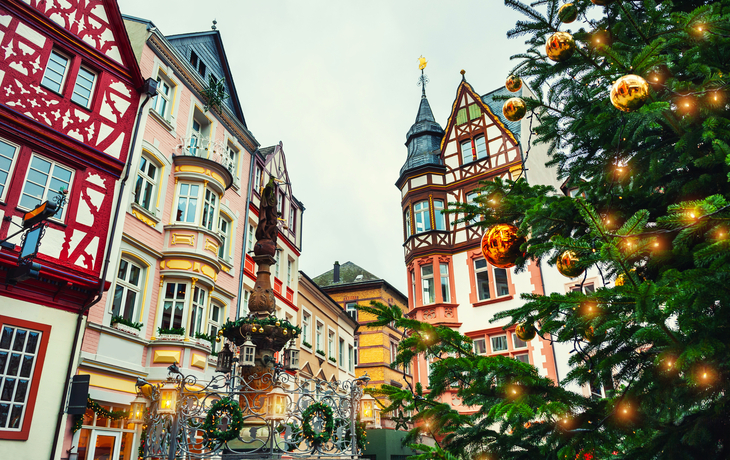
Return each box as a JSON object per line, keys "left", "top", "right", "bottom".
{"left": 396, "top": 68, "right": 560, "bottom": 413}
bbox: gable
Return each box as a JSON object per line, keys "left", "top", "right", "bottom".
{"left": 441, "top": 80, "right": 519, "bottom": 153}
{"left": 263, "top": 143, "right": 295, "bottom": 206}
{"left": 21, "top": 0, "right": 131, "bottom": 67}
{"left": 166, "top": 32, "right": 244, "bottom": 125}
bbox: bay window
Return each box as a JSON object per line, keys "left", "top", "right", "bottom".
{"left": 111, "top": 258, "right": 143, "bottom": 323}
{"left": 189, "top": 286, "right": 207, "bottom": 337}
{"left": 414, "top": 200, "right": 431, "bottom": 233}
{"left": 404, "top": 208, "right": 412, "bottom": 238}
{"left": 201, "top": 189, "right": 217, "bottom": 231}
{"left": 434, "top": 199, "right": 446, "bottom": 230}
{"left": 440, "top": 263, "right": 450, "bottom": 303}
{"left": 160, "top": 283, "right": 186, "bottom": 331}
{"left": 421, "top": 264, "right": 435, "bottom": 305}
{"left": 176, "top": 183, "right": 199, "bottom": 223}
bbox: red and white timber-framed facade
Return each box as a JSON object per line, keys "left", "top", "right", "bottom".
{"left": 0, "top": 0, "right": 143, "bottom": 457}
{"left": 243, "top": 142, "right": 304, "bottom": 340}
{"left": 397, "top": 73, "right": 562, "bottom": 414}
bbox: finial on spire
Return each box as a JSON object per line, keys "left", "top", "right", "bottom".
{"left": 417, "top": 56, "right": 430, "bottom": 98}
{"left": 460, "top": 69, "right": 466, "bottom": 81}
{"left": 211, "top": 19, "right": 217, "bottom": 30}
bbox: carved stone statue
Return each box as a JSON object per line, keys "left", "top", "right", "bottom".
{"left": 254, "top": 176, "right": 279, "bottom": 256}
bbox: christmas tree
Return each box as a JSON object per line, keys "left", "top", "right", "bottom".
{"left": 364, "top": 1, "right": 730, "bottom": 459}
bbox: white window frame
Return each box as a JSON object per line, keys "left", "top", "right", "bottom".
{"left": 466, "top": 191, "right": 480, "bottom": 225}
{"left": 242, "top": 290, "right": 250, "bottom": 316}
{"left": 218, "top": 214, "right": 231, "bottom": 260}
{"left": 345, "top": 302, "right": 358, "bottom": 322}
{"left": 339, "top": 337, "right": 345, "bottom": 367}
{"left": 514, "top": 353, "right": 530, "bottom": 364}
{"left": 19, "top": 154, "right": 74, "bottom": 221}
{"left": 440, "top": 263, "right": 450, "bottom": 303}
{"left": 301, "top": 309, "right": 312, "bottom": 349}
{"left": 110, "top": 257, "right": 144, "bottom": 324}
{"left": 208, "top": 301, "right": 224, "bottom": 352}
{"left": 201, "top": 188, "right": 218, "bottom": 231}
{"left": 0, "top": 324, "right": 43, "bottom": 431}
{"left": 327, "top": 327, "right": 336, "bottom": 360}
{"left": 315, "top": 320, "right": 324, "bottom": 355}
{"left": 461, "top": 139, "right": 474, "bottom": 164}
{"left": 70, "top": 66, "right": 96, "bottom": 109}
{"left": 286, "top": 259, "right": 293, "bottom": 289}
{"left": 189, "top": 286, "right": 207, "bottom": 338}
{"left": 414, "top": 200, "right": 431, "bottom": 233}
{"left": 0, "top": 138, "right": 20, "bottom": 202}
{"left": 152, "top": 72, "right": 174, "bottom": 121}
{"left": 433, "top": 199, "right": 446, "bottom": 231}
{"left": 404, "top": 208, "right": 412, "bottom": 238}
{"left": 493, "top": 267, "right": 510, "bottom": 297}
{"left": 491, "top": 334, "right": 508, "bottom": 353}
{"left": 474, "top": 135, "right": 487, "bottom": 160}
{"left": 133, "top": 153, "right": 160, "bottom": 214}
{"left": 159, "top": 282, "right": 188, "bottom": 331}
{"left": 474, "top": 258, "right": 490, "bottom": 301}
{"left": 175, "top": 182, "right": 201, "bottom": 224}
{"left": 473, "top": 338, "right": 487, "bottom": 355}
{"left": 226, "top": 142, "right": 239, "bottom": 177}
{"left": 421, "top": 263, "right": 435, "bottom": 305}
{"left": 348, "top": 343, "right": 354, "bottom": 373}
{"left": 188, "top": 109, "right": 211, "bottom": 157}
{"left": 41, "top": 50, "right": 70, "bottom": 94}
{"left": 512, "top": 332, "right": 528, "bottom": 349}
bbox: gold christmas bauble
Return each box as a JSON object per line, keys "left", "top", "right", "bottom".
{"left": 506, "top": 74, "right": 522, "bottom": 92}
{"left": 583, "top": 325, "right": 595, "bottom": 342}
{"left": 502, "top": 97, "right": 527, "bottom": 122}
{"left": 556, "top": 250, "right": 585, "bottom": 278}
{"left": 610, "top": 74, "right": 650, "bottom": 112}
{"left": 275, "top": 321, "right": 281, "bottom": 327}
{"left": 283, "top": 329, "right": 288, "bottom": 335}
{"left": 615, "top": 273, "right": 627, "bottom": 286}
{"left": 515, "top": 323, "right": 537, "bottom": 341}
{"left": 481, "top": 224, "right": 526, "bottom": 269}
{"left": 591, "top": 0, "right": 614, "bottom": 5}
{"left": 558, "top": 3, "right": 578, "bottom": 23}
{"left": 218, "top": 330, "right": 223, "bottom": 336}
{"left": 215, "top": 337, "right": 221, "bottom": 343}
{"left": 545, "top": 31, "right": 576, "bottom": 62}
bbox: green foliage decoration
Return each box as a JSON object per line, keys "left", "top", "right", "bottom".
{"left": 201, "top": 75, "right": 229, "bottom": 113}
{"left": 220, "top": 315, "right": 301, "bottom": 339}
{"left": 72, "top": 396, "right": 128, "bottom": 434}
{"left": 110, "top": 315, "right": 143, "bottom": 330}
{"left": 301, "top": 402, "right": 334, "bottom": 445}
{"left": 202, "top": 397, "right": 244, "bottom": 445}
{"left": 157, "top": 327, "right": 185, "bottom": 336}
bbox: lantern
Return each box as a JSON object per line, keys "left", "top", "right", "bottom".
{"left": 129, "top": 394, "right": 147, "bottom": 425}
{"left": 241, "top": 334, "right": 256, "bottom": 367}
{"left": 283, "top": 342, "right": 300, "bottom": 371}
{"left": 361, "top": 393, "right": 375, "bottom": 425}
{"left": 158, "top": 380, "right": 178, "bottom": 415}
{"left": 215, "top": 342, "right": 234, "bottom": 373}
{"left": 266, "top": 386, "right": 288, "bottom": 421}
{"left": 374, "top": 403, "right": 382, "bottom": 428}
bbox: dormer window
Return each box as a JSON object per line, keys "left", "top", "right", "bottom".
{"left": 190, "top": 50, "right": 206, "bottom": 78}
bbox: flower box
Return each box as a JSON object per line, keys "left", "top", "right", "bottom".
{"left": 157, "top": 333, "right": 185, "bottom": 342}
{"left": 196, "top": 338, "right": 212, "bottom": 350}
{"left": 111, "top": 322, "right": 141, "bottom": 336}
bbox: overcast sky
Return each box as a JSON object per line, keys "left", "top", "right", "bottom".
{"left": 118, "top": 0, "right": 528, "bottom": 293}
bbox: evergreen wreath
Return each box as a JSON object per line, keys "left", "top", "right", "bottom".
{"left": 301, "top": 402, "right": 334, "bottom": 445}
{"left": 202, "top": 397, "right": 244, "bottom": 444}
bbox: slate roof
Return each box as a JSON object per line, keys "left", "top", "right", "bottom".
{"left": 165, "top": 30, "right": 247, "bottom": 127}
{"left": 259, "top": 146, "right": 276, "bottom": 157}
{"left": 312, "top": 262, "right": 380, "bottom": 287}
{"left": 399, "top": 94, "right": 445, "bottom": 177}
{"left": 481, "top": 86, "right": 522, "bottom": 143}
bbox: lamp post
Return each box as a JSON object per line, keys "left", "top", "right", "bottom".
{"left": 360, "top": 393, "right": 375, "bottom": 425}
{"left": 129, "top": 394, "right": 147, "bottom": 425}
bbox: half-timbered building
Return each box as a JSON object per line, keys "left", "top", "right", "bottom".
{"left": 397, "top": 72, "right": 564, "bottom": 414}
{"left": 0, "top": 0, "right": 143, "bottom": 456}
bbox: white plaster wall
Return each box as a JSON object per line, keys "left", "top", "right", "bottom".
{"left": 0, "top": 298, "right": 81, "bottom": 460}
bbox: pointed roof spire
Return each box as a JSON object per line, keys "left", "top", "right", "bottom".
{"left": 399, "top": 57, "right": 445, "bottom": 177}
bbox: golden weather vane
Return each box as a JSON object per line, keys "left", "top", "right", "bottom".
{"left": 418, "top": 56, "right": 429, "bottom": 96}
{"left": 418, "top": 55, "right": 427, "bottom": 70}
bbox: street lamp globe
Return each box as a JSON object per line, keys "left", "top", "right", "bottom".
{"left": 129, "top": 394, "right": 147, "bottom": 425}
{"left": 158, "top": 380, "right": 178, "bottom": 415}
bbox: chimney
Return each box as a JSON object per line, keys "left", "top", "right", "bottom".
{"left": 333, "top": 261, "right": 340, "bottom": 283}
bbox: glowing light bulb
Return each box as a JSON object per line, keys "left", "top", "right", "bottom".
{"left": 654, "top": 76, "right": 659, "bottom": 81}
{"left": 512, "top": 389, "right": 517, "bottom": 394}
{"left": 654, "top": 242, "right": 659, "bottom": 247}
{"left": 703, "top": 372, "right": 707, "bottom": 378}
{"left": 623, "top": 409, "right": 627, "bottom": 413}
{"left": 715, "top": 95, "right": 718, "bottom": 101}
{"left": 685, "top": 103, "right": 690, "bottom": 107}
{"left": 606, "top": 219, "right": 611, "bottom": 224}
{"left": 690, "top": 213, "right": 696, "bottom": 219}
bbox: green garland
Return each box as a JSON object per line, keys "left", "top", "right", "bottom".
{"left": 301, "top": 402, "right": 334, "bottom": 445}
{"left": 202, "top": 398, "right": 245, "bottom": 445}
{"left": 220, "top": 315, "right": 302, "bottom": 339}
{"left": 72, "top": 396, "right": 128, "bottom": 433}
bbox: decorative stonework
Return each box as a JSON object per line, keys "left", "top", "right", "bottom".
{"left": 160, "top": 259, "right": 219, "bottom": 282}
{"left": 445, "top": 307, "right": 454, "bottom": 318}
{"left": 204, "top": 238, "right": 219, "bottom": 253}
{"left": 132, "top": 209, "right": 156, "bottom": 227}
{"left": 424, "top": 309, "right": 436, "bottom": 320}
{"left": 152, "top": 349, "right": 181, "bottom": 363}
{"left": 172, "top": 233, "right": 195, "bottom": 246}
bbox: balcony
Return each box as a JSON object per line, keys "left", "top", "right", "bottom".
{"left": 173, "top": 137, "right": 234, "bottom": 192}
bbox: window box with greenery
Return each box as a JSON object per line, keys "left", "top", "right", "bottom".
{"left": 156, "top": 326, "right": 185, "bottom": 341}
{"left": 316, "top": 349, "right": 325, "bottom": 357}
{"left": 328, "top": 356, "right": 337, "bottom": 364}
{"left": 301, "top": 340, "right": 312, "bottom": 350}
{"left": 194, "top": 332, "right": 214, "bottom": 350}
{"left": 110, "top": 315, "right": 143, "bottom": 335}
